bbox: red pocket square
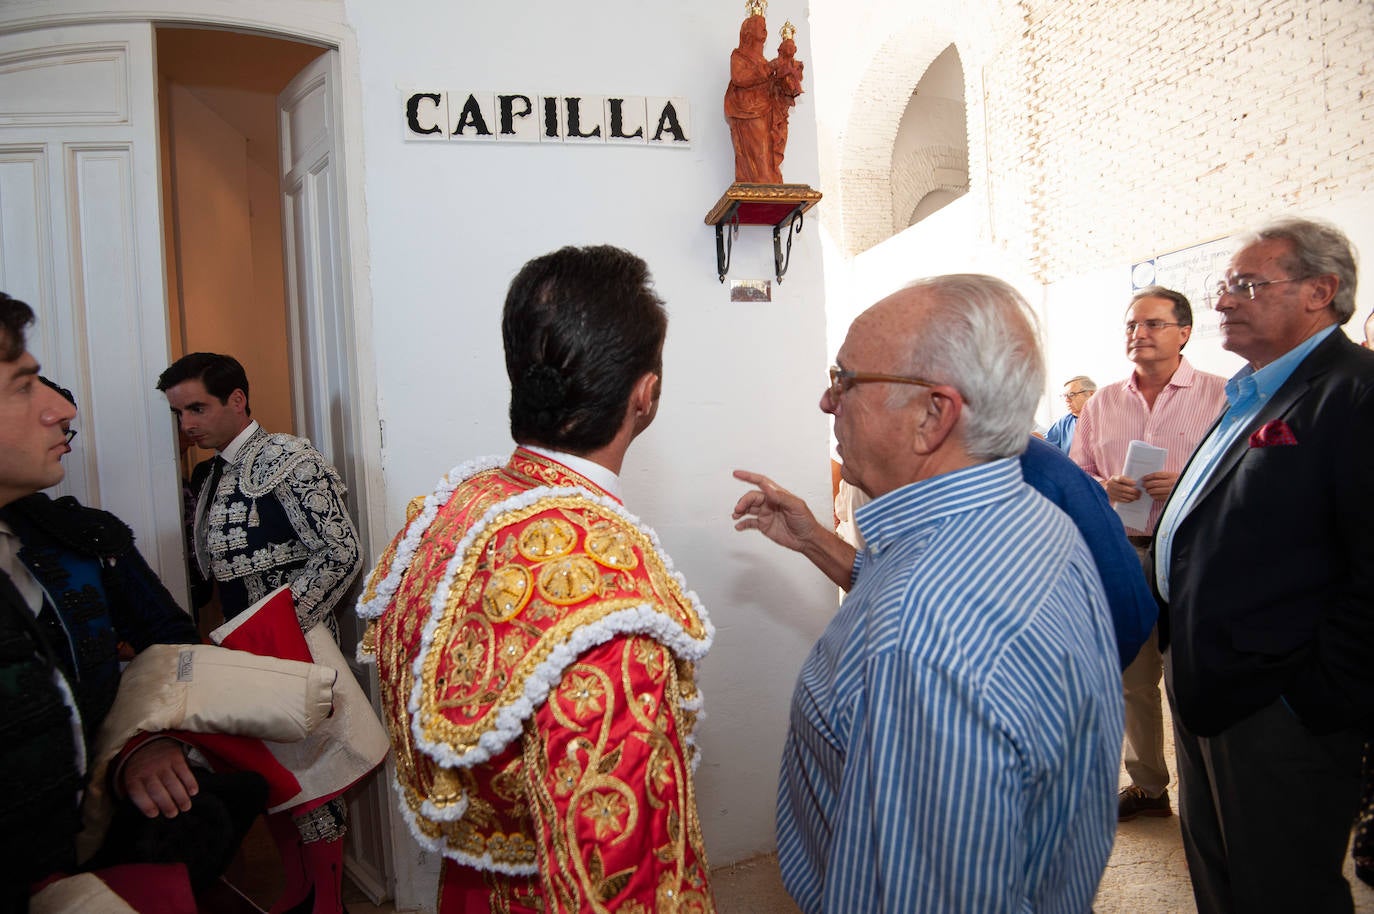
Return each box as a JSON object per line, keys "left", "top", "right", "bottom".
{"left": 1249, "top": 419, "right": 1298, "bottom": 448}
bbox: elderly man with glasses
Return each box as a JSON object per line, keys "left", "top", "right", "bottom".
{"left": 1154, "top": 217, "right": 1374, "bottom": 913}
{"left": 1069, "top": 284, "right": 1227, "bottom": 824}
{"left": 1044, "top": 375, "right": 1096, "bottom": 453}
{"left": 734, "top": 275, "right": 1124, "bottom": 914}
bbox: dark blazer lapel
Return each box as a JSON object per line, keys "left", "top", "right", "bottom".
{"left": 1185, "top": 331, "right": 1340, "bottom": 515}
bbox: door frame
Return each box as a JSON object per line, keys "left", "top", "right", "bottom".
{"left": 0, "top": 0, "right": 396, "bottom": 902}
{"left": 0, "top": 0, "right": 384, "bottom": 551}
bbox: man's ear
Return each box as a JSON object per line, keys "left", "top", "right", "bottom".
{"left": 629, "top": 371, "right": 660, "bottom": 435}
{"left": 631, "top": 372, "right": 659, "bottom": 415}
{"left": 911, "top": 386, "right": 963, "bottom": 455}
{"left": 1305, "top": 273, "right": 1339, "bottom": 314}
{"left": 227, "top": 388, "right": 248, "bottom": 414}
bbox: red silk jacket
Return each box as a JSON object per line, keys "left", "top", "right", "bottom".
{"left": 358, "top": 449, "right": 715, "bottom": 913}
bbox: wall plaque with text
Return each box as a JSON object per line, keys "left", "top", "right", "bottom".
{"left": 403, "top": 91, "right": 691, "bottom": 146}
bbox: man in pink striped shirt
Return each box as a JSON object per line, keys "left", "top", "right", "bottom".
{"left": 1070, "top": 286, "right": 1226, "bottom": 822}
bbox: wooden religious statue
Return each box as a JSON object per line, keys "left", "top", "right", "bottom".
{"left": 708, "top": 0, "right": 821, "bottom": 283}
{"left": 769, "top": 22, "right": 804, "bottom": 179}
{"left": 724, "top": 0, "right": 777, "bottom": 183}
{"left": 724, "top": 3, "right": 807, "bottom": 184}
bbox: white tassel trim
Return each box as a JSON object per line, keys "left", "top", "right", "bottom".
{"left": 410, "top": 601, "right": 712, "bottom": 770}
{"left": 404, "top": 483, "right": 712, "bottom": 770}
{"left": 390, "top": 777, "right": 539, "bottom": 876}
{"left": 419, "top": 796, "right": 469, "bottom": 823}
{"left": 355, "top": 455, "right": 505, "bottom": 620}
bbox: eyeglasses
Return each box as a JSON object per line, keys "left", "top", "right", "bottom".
{"left": 1211, "top": 276, "right": 1307, "bottom": 303}
{"left": 63, "top": 428, "right": 77, "bottom": 445}
{"left": 828, "top": 365, "right": 939, "bottom": 401}
{"left": 1062, "top": 389, "right": 1091, "bottom": 401}
{"left": 1124, "top": 319, "right": 1183, "bottom": 334}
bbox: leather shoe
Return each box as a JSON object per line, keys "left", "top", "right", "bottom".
{"left": 1118, "top": 785, "right": 1171, "bottom": 821}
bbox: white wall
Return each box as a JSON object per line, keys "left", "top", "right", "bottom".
{"left": 810, "top": 0, "right": 1374, "bottom": 428}
{"left": 1041, "top": 196, "right": 1374, "bottom": 425}
{"left": 343, "top": 0, "right": 835, "bottom": 894}
{"left": 163, "top": 82, "right": 297, "bottom": 447}
{"left": 848, "top": 192, "right": 1374, "bottom": 434}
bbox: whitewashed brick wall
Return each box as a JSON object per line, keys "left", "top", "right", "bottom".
{"left": 812, "top": 0, "right": 1374, "bottom": 281}
{"left": 891, "top": 144, "right": 968, "bottom": 229}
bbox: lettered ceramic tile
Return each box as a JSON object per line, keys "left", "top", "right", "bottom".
{"left": 447, "top": 91, "right": 497, "bottom": 142}
{"left": 645, "top": 96, "right": 691, "bottom": 146}
{"left": 603, "top": 96, "right": 647, "bottom": 144}
{"left": 402, "top": 90, "right": 448, "bottom": 141}
{"left": 537, "top": 94, "right": 564, "bottom": 143}
{"left": 493, "top": 92, "right": 540, "bottom": 142}
{"left": 561, "top": 95, "right": 606, "bottom": 144}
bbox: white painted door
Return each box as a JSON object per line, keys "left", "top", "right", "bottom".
{"left": 278, "top": 51, "right": 394, "bottom": 902}
{"left": 279, "top": 52, "right": 356, "bottom": 487}
{"left": 0, "top": 23, "right": 188, "bottom": 602}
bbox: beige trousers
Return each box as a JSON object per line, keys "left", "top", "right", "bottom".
{"left": 1123, "top": 542, "right": 1169, "bottom": 797}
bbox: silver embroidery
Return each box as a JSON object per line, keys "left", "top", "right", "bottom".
{"left": 194, "top": 427, "right": 362, "bottom": 632}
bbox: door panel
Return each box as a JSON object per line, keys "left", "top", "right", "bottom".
{"left": 0, "top": 24, "right": 187, "bottom": 603}
{"left": 279, "top": 50, "right": 392, "bottom": 902}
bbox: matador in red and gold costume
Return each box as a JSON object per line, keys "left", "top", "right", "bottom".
{"left": 357, "top": 245, "right": 716, "bottom": 913}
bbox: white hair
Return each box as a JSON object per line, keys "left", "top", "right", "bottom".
{"left": 897, "top": 274, "right": 1045, "bottom": 460}
{"left": 1243, "top": 217, "right": 1358, "bottom": 323}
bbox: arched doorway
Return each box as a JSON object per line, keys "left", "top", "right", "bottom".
{"left": 0, "top": 3, "right": 391, "bottom": 902}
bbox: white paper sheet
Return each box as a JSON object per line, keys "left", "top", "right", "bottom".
{"left": 1115, "top": 439, "right": 1168, "bottom": 532}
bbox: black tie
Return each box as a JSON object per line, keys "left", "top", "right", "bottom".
{"left": 205, "top": 455, "right": 227, "bottom": 498}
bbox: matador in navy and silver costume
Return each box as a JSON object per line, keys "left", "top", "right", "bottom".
{"left": 192, "top": 420, "right": 363, "bottom": 844}
{"left": 193, "top": 422, "right": 361, "bottom": 638}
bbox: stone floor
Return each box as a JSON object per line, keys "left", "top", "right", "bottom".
{"left": 206, "top": 684, "right": 1368, "bottom": 914}
{"left": 338, "top": 700, "right": 1374, "bottom": 912}
{"left": 341, "top": 819, "right": 1374, "bottom": 914}
{"left": 702, "top": 701, "right": 1374, "bottom": 914}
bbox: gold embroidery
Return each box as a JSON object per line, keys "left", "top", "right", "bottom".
{"left": 585, "top": 522, "right": 639, "bottom": 570}
{"left": 484, "top": 565, "right": 533, "bottom": 621}
{"left": 562, "top": 672, "right": 608, "bottom": 718}
{"left": 582, "top": 791, "right": 629, "bottom": 840}
{"left": 414, "top": 490, "right": 709, "bottom": 757}
{"left": 370, "top": 457, "right": 713, "bottom": 903}
{"left": 429, "top": 765, "right": 465, "bottom": 807}
{"left": 648, "top": 744, "right": 675, "bottom": 795}
{"left": 491, "top": 761, "right": 529, "bottom": 823}
{"left": 536, "top": 555, "right": 602, "bottom": 605}
{"left": 463, "top": 574, "right": 486, "bottom": 606}
{"left": 633, "top": 639, "right": 667, "bottom": 683}
{"left": 527, "top": 598, "right": 559, "bottom": 622}
{"left": 461, "top": 792, "right": 499, "bottom": 828}
{"left": 513, "top": 640, "right": 717, "bottom": 912}
{"left": 517, "top": 517, "right": 578, "bottom": 561}
{"left": 495, "top": 631, "right": 527, "bottom": 669}
{"left": 588, "top": 847, "right": 634, "bottom": 903}
{"left": 443, "top": 625, "right": 488, "bottom": 689}
{"left": 553, "top": 757, "right": 580, "bottom": 797}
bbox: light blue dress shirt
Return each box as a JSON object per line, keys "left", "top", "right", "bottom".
{"left": 776, "top": 458, "right": 1124, "bottom": 913}
{"left": 1154, "top": 326, "right": 1336, "bottom": 599}
{"left": 1043, "top": 412, "right": 1077, "bottom": 454}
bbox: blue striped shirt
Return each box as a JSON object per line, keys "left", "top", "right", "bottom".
{"left": 776, "top": 458, "right": 1124, "bottom": 914}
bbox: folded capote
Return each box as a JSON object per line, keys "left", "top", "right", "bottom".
{"left": 77, "top": 641, "right": 336, "bottom": 861}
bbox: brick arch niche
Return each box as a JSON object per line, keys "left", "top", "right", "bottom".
{"left": 891, "top": 45, "right": 968, "bottom": 233}
{"left": 834, "top": 32, "right": 968, "bottom": 256}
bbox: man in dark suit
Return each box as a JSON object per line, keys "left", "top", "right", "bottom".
{"left": 1153, "top": 217, "right": 1374, "bottom": 913}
